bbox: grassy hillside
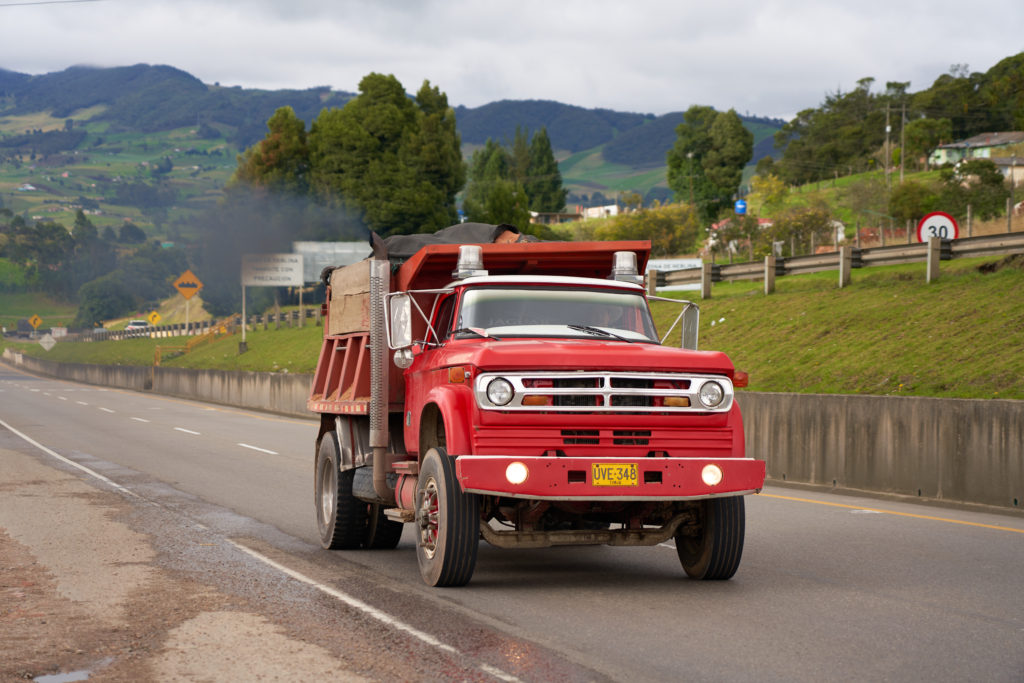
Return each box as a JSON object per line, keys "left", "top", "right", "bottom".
{"left": 5, "top": 254, "right": 1022, "bottom": 400}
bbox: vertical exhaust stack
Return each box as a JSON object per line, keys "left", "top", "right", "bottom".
{"left": 369, "top": 258, "right": 395, "bottom": 504}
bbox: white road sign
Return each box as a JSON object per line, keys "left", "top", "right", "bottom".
{"left": 916, "top": 212, "right": 959, "bottom": 242}
{"left": 242, "top": 253, "right": 304, "bottom": 286}
{"left": 39, "top": 333, "right": 56, "bottom": 351}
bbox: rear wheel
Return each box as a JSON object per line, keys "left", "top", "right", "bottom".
{"left": 416, "top": 447, "right": 479, "bottom": 587}
{"left": 364, "top": 504, "right": 404, "bottom": 549}
{"left": 315, "top": 433, "right": 366, "bottom": 549}
{"left": 676, "top": 496, "right": 745, "bottom": 580}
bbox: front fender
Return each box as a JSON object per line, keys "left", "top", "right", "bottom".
{"left": 410, "top": 384, "right": 476, "bottom": 456}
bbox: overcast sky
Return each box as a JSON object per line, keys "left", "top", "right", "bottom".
{"left": 2, "top": 0, "right": 1022, "bottom": 120}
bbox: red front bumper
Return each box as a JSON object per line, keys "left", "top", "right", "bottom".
{"left": 455, "top": 456, "right": 765, "bottom": 501}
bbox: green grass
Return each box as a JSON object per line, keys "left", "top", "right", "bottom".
{"left": 0, "top": 292, "right": 77, "bottom": 330}
{"left": 5, "top": 255, "right": 1023, "bottom": 400}
{"left": 650, "top": 255, "right": 1024, "bottom": 399}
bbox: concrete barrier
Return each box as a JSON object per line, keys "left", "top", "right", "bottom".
{"left": 5, "top": 350, "right": 1022, "bottom": 511}
{"left": 739, "top": 392, "right": 1023, "bottom": 511}
{"left": 3, "top": 350, "right": 312, "bottom": 419}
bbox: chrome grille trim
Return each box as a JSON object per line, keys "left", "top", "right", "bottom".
{"left": 474, "top": 371, "right": 735, "bottom": 413}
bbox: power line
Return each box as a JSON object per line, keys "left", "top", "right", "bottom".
{"left": 0, "top": 0, "right": 106, "bottom": 6}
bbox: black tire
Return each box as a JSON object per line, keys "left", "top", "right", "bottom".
{"left": 675, "top": 496, "right": 746, "bottom": 580}
{"left": 315, "top": 433, "right": 367, "bottom": 549}
{"left": 415, "top": 447, "right": 479, "bottom": 587}
{"left": 364, "top": 504, "right": 404, "bottom": 549}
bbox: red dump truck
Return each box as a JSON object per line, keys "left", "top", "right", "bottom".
{"left": 309, "top": 229, "right": 765, "bottom": 586}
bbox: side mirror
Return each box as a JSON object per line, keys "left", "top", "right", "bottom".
{"left": 681, "top": 303, "right": 699, "bottom": 350}
{"left": 389, "top": 293, "right": 412, "bottom": 349}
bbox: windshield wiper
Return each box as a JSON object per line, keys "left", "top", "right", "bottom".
{"left": 567, "top": 324, "right": 634, "bottom": 343}
{"left": 452, "top": 327, "right": 502, "bottom": 341}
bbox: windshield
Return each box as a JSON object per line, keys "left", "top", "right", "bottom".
{"left": 455, "top": 287, "right": 658, "bottom": 342}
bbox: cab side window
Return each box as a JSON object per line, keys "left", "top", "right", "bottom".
{"left": 431, "top": 294, "right": 456, "bottom": 343}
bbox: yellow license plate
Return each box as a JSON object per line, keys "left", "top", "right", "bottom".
{"left": 592, "top": 463, "right": 638, "bottom": 486}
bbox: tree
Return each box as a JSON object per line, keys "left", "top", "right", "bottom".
{"left": 667, "top": 106, "right": 752, "bottom": 224}
{"left": 938, "top": 159, "right": 1010, "bottom": 220}
{"left": 750, "top": 173, "right": 789, "bottom": 213}
{"left": 889, "top": 180, "right": 939, "bottom": 223}
{"left": 525, "top": 127, "right": 567, "bottom": 212}
{"left": 119, "top": 221, "right": 146, "bottom": 244}
{"left": 904, "top": 118, "right": 952, "bottom": 169}
{"left": 308, "top": 74, "right": 465, "bottom": 235}
{"left": 593, "top": 203, "right": 701, "bottom": 257}
{"left": 73, "top": 272, "right": 134, "bottom": 328}
{"left": 462, "top": 140, "right": 530, "bottom": 229}
{"left": 231, "top": 106, "right": 310, "bottom": 195}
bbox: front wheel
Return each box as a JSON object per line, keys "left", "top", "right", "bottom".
{"left": 416, "top": 448, "right": 479, "bottom": 587}
{"left": 675, "top": 496, "right": 746, "bottom": 580}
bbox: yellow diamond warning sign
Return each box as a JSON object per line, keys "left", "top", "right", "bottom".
{"left": 173, "top": 270, "right": 203, "bottom": 300}
{"left": 147, "top": 310, "right": 162, "bottom": 325}
{"left": 28, "top": 314, "right": 42, "bottom": 329}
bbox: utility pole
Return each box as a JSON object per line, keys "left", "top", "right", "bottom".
{"left": 899, "top": 101, "right": 906, "bottom": 184}
{"left": 885, "top": 103, "right": 892, "bottom": 194}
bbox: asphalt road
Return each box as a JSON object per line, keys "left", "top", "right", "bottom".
{"left": 2, "top": 366, "right": 1023, "bottom": 682}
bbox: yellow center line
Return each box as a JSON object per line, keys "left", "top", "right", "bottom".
{"left": 760, "top": 493, "right": 1024, "bottom": 534}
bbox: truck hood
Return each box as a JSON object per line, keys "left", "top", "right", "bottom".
{"left": 437, "top": 339, "right": 736, "bottom": 375}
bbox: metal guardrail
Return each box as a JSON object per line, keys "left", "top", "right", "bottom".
{"left": 663, "top": 231, "right": 1024, "bottom": 286}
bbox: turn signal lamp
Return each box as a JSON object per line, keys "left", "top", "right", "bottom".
{"left": 505, "top": 461, "right": 529, "bottom": 485}
{"left": 701, "top": 464, "right": 724, "bottom": 487}
{"left": 734, "top": 371, "right": 749, "bottom": 388}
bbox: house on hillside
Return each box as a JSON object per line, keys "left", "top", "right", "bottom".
{"left": 991, "top": 156, "right": 1024, "bottom": 189}
{"left": 928, "top": 131, "right": 1024, "bottom": 167}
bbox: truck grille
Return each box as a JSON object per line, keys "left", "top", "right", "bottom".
{"left": 473, "top": 371, "right": 735, "bottom": 413}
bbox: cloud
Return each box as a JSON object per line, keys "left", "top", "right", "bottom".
{"left": 0, "top": 0, "right": 1022, "bottom": 119}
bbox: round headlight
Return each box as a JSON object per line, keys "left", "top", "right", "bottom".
{"left": 698, "top": 381, "right": 725, "bottom": 408}
{"left": 486, "top": 378, "right": 514, "bottom": 406}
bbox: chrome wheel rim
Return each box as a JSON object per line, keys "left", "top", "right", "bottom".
{"left": 319, "top": 460, "right": 336, "bottom": 527}
{"left": 418, "top": 476, "right": 440, "bottom": 559}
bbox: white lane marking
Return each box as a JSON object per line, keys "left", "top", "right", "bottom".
{"left": 0, "top": 417, "right": 137, "bottom": 498}
{"left": 238, "top": 443, "right": 278, "bottom": 455}
{"left": 174, "top": 427, "right": 200, "bottom": 435}
{"left": 58, "top": 396, "right": 68, "bottom": 401}
{"left": 228, "top": 541, "right": 456, "bottom": 652}
{"left": 658, "top": 542, "right": 675, "bottom": 549}
{"left": 851, "top": 509, "right": 883, "bottom": 514}
{"left": 228, "top": 542, "right": 521, "bottom": 682}
{"left": 31, "top": 388, "right": 39, "bottom": 392}
{"left": 480, "top": 664, "right": 523, "bottom": 682}
{"left": 99, "top": 407, "right": 115, "bottom": 413}
{"left": 131, "top": 417, "right": 151, "bottom": 423}
{"left": 43, "top": 392, "right": 51, "bottom": 397}
{"left": 76, "top": 401, "right": 89, "bottom": 406}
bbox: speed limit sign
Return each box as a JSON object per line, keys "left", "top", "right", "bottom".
{"left": 916, "top": 212, "right": 959, "bottom": 242}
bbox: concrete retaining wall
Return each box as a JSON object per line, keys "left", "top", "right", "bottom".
{"left": 739, "top": 392, "right": 1023, "bottom": 511}
{"left": 5, "top": 350, "right": 1021, "bottom": 511}
{"left": 3, "top": 350, "right": 312, "bottom": 419}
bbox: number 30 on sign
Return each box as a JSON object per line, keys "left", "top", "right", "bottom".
{"left": 916, "top": 212, "right": 959, "bottom": 242}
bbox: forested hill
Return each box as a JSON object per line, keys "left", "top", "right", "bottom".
{"left": 0, "top": 64, "right": 357, "bottom": 148}
{"left": 0, "top": 64, "right": 781, "bottom": 161}
{"left": 455, "top": 100, "right": 783, "bottom": 165}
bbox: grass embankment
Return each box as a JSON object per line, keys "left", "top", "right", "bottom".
{"left": 650, "top": 254, "right": 1023, "bottom": 399}
{"left": 4, "top": 254, "right": 1023, "bottom": 399}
